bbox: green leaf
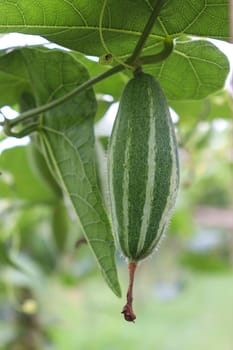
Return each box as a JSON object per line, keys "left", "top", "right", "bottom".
{"left": 170, "top": 90, "right": 233, "bottom": 124}
{"left": 18, "top": 47, "right": 121, "bottom": 297}
{"left": 0, "top": 145, "right": 56, "bottom": 202}
{"left": 27, "top": 142, "right": 63, "bottom": 197}
{"left": 145, "top": 40, "right": 230, "bottom": 100}
{"left": 157, "top": 0, "right": 229, "bottom": 41}
{"left": 0, "top": 50, "right": 30, "bottom": 106}
{"left": 0, "top": 1, "right": 229, "bottom": 57}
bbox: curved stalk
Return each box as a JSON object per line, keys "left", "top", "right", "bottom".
{"left": 139, "top": 38, "right": 173, "bottom": 65}
{"left": 3, "top": 120, "right": 39, "bottom": 138}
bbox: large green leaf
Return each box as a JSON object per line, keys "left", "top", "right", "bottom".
{"left": 145, "top": 40, "right": 230, "bottom": 100}
{"left": 157, "top": 0, "right": 229, "bottom": 41}
{"left": 0, "top": 1, "right": 229, "bottom": 57}
{"left": 0, "top": 47, "right": 121, "bottom": 297}
{"left": 21, "top": 47, "right": 121, "bottom": 296}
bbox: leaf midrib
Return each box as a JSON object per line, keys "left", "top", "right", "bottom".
{"left": 0, "top": 24, "right": 166, "bottom": 39}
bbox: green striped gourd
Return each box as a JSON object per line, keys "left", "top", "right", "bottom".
{"left": 108, "top": 71, "right": 179, "bottom": 262}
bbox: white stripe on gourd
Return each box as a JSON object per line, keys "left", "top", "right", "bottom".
{"left": 122, "top": 136, "right": 130, "bottom": 253}
{"left": 136, "top": 87, "right": 157, "bottom": 255}
{"left": 144, "top": 109, "right": 179, "bottom": 256}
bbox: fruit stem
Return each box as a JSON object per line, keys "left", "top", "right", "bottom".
{"left": 121, "top": 261, "right": 137, "bottom": 322}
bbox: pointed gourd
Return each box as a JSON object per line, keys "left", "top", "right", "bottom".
{"left": 109, "top": 71, "right": 179, "bottom": 262}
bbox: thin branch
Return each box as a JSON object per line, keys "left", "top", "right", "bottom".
{"left": 128, "top": 0, "right": 165, "bottom": 65}
{"left": 7, "top": 64, "right": 124, "bottom": 128}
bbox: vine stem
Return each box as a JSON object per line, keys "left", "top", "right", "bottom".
{"left": 5, "top": 65, "right": 124, "bottom": 129}
{"left": 121, "top": 261, "right": 137, "bottom": 322}
{"left": 128, "top": 0, "right": 165, "bottom": 65}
